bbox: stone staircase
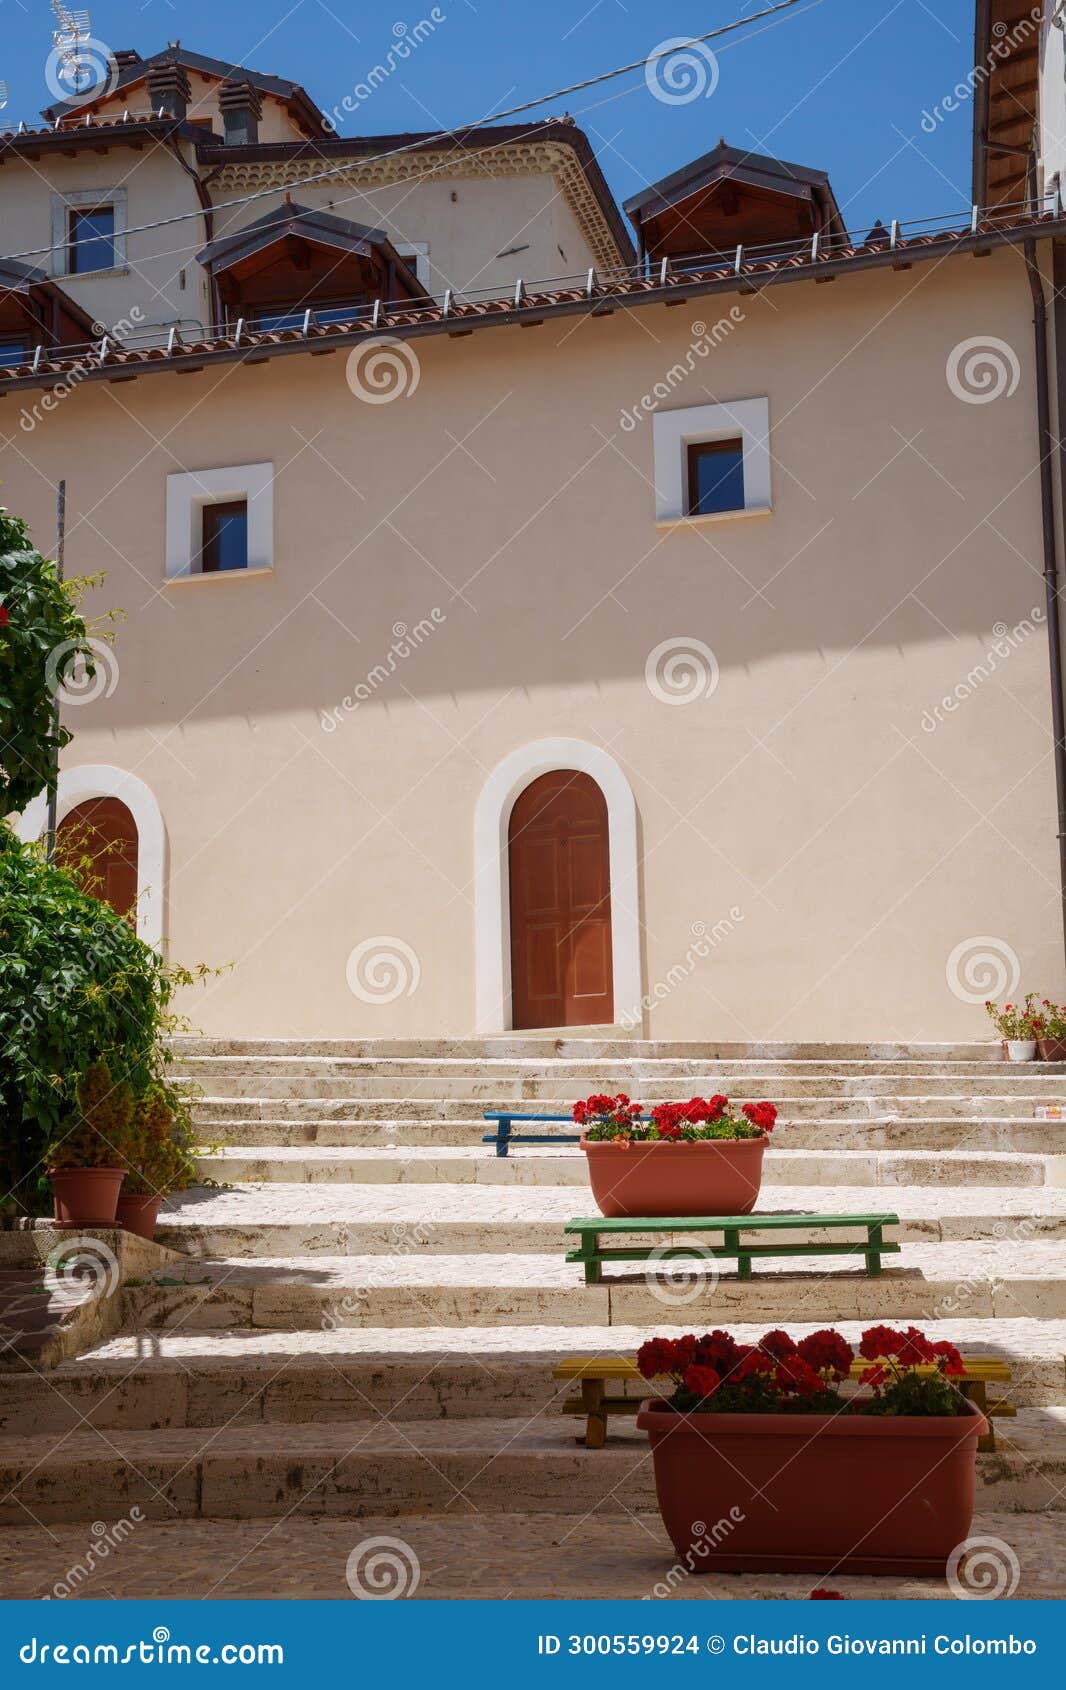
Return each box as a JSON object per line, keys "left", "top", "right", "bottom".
{"left": 1, "top": 1037, "right": 1065, "bottom": 1599}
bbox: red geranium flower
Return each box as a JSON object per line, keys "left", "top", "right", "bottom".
{"left": 759, "top": 1328, "right": 799, "bottom": 1361}
{"left": 859, "top": 1324, "right": 907, "bottom": 1361}
{"left": 811, "top": 1589, "right": 845, "bottom": 1599}
{"left": 797, "top": 1329, "right": 854, "bottom": 1378}
{"left": 774, "top": 1354, "right": 828, "bottom": 1397}
{"left": 742, "top": 1101, "right": 777, "bottom": 1134}
{"left": 0, "top": 604, "right": 9, "bottom": 627}
{"left": 684, "top": 1364, "right": 720, "bottom": 1399}
{"left": 637, "top": 1338, "right": 680, "bottom": 1379}
{"left": 931, "top": 1340, "right": 965, "bottom": 1376}
{"left": 697, "top": 1330, "right": 741, "bottom": 1372}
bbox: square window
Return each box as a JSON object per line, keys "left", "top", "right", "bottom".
{"left": 687, "top": 439, "right": 745, "bottom": 516}
{"left": 200, "top": 500, "right": 249, "bottom": 573}
{"left": 69, "top": 206, "right": 116, "bottom": 274}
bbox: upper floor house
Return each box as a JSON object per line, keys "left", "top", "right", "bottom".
{"left": 0, "top": 38, "right": 870, "bottom": 369}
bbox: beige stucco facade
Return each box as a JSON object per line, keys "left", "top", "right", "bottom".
{"left": 4, "top": 241, "right": 1061, "bottom": 1040}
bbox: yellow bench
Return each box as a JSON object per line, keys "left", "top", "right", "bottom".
{"left": 553, "top": 1354, "right": 1014, "bottom": 1453}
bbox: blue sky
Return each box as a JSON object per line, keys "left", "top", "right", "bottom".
{"left": 1, "top": 0, "right": 978, "bottom": 233}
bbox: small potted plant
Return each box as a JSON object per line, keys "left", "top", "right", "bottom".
{"left": 636, "top": 1324, "right": 982, "bottom": 1577}
{"left": 116, "top": 1086, "right": 196, "bottom": 1240}
{"left": 985, "top": 994, "right": 1040, "bottom": 1060}
{"left": 45, "top": 1059, "right": 133, "bottom": 1228}
{"left": 575, "top": 1093, "right": 776, "bottom": 1217}
{"left": 1035, "top": 999, "right": 1066, "bottom": 1063}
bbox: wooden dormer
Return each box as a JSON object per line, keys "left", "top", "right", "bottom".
{"left": 624, "top": 140, "right": 847, "bottom": 264}
{"left": 195, "top": 199, "right": 430, "bottom": 329}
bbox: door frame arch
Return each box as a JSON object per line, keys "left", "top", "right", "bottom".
{"left": 474, "top": 738, "right": 640, "bottom": 1033}
{"left": 15, "top": 765, "right": 167, "bottom": 950}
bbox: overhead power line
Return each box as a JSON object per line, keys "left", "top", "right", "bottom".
{"left": 0, "top": 0, "right": 822, "bottom": 267}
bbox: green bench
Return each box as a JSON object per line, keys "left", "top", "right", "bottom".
{"left": 565, "top": 1211, "right": 901, "bottom": 1284}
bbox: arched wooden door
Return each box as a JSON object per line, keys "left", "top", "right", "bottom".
{"left": 56, "top": 798, "right": 139, "bottom": 925}
{"left": 508, "top": 770, "right": 613, "bottom": 1029}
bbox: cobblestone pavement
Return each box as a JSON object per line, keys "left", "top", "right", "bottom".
{"left": 1, "top": 1512, "right": 1063, "bottom": 1601}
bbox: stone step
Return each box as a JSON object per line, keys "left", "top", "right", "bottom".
{"left": 1, "top": 1508, "right": 1061, "bottom": 1599}
{"left": 190, "top": 1093, "right": 1066, "bottom": 1120}
{"left": 172, "top": 1038, "right": 1008, "bottom": 1061}
{"left": 179, "top": 1072, "right": 1066, "bottom": 1098}
{"left": 195, "top": 1145, "right": 1062, "bottom": 1189}
{"left": 3, "top": 1318, "right": 1061, "bottom": 1435}
{"left": 195, "top": 1117, "right": 1066, "bottom": 1153}
{"left": 118, "top": 1242, "right": 1066, "bottom": 1330}
{"left": 1, "top": 1408, "right": 1062, "bottom": 1524}
{"left": 152, "top": 1183, "right": 1066, "bottom": 1258}
{"left": 173, "top": 1056, "right": 1056, "bottom": 1083}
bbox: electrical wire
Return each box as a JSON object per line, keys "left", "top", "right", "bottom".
{"left": 0, "top": 0, "right": 822, "bottom": 266}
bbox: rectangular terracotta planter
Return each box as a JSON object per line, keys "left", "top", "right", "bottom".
{"left": 581, "top": 1135, "right": 767, "bottom": 1218}
{"left": 636, "top": 1396, "right": 985, "bottom": 1577}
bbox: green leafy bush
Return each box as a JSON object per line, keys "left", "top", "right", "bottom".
{"left": 0, "top": 506, "right": 99, "bottom": 820}
{"left": 0, "top": 827, "right": 201, "bottom": 1218}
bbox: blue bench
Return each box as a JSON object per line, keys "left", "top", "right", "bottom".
{"left": 483, "top": 1110, "right": 661, "bottom": 1157}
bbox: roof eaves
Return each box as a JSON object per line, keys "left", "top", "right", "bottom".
{"left": 6, "top": 207, "right": 1053, "bottom": 396}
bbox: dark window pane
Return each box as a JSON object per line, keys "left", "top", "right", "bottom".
{"left": 253, "top": 302, "right": 365, "bottom": 331}
{"left": 687, "top": 440, "right": 745, "bottom": 516}
{"left": 69, "top": 206, "right": 116, "bottom": 274}
{"left": 0, "top": 340, "right": 29, "bottom": 368}
{"left": 201, "top": 500, "right": 248, "bottom": 573}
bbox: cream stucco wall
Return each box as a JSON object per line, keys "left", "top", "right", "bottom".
{"left": 3, "top": 247, "right": 1060, "bottom": 1040}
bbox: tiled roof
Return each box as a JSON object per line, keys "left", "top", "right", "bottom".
{"left": 0, "top": 204, "right": 1059, "bottom": 394}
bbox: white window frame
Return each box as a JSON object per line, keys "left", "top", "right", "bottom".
{"left": 165, "top": 462, "right": 274, "bottom": 581}
{"left": 394, "top": 241, "right": 431, "bottom": 289}
{"left": 51, "top": 186, "right": 128, "bottom": 277}
{"left": 652, "top": 397, "right": 772, "bottom": 525}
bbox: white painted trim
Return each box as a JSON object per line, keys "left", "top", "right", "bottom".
{"left": 165, "top": 462, "right": 274, "bottom": 579}
{"left": 14, "top": 765, "right": 167, "bottom": 951}
{"left": 652, "top": 396, "right": 771, "bottom": 522}
{"left": 50, "top": 185, "right": 128, "bottom": 277}
{"left": 474, "top": 738, "right": 641, "bottom": 1033}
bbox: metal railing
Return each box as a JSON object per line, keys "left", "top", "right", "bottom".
{"left": 1, "top": 191, "right": 1060, "bottom": 378}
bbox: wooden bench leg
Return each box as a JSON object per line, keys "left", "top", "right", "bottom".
{"left": 963, "top": 1379, "right": 997, "bottom": 1452}
{"left": 495, "top": 1117, "right": 513, "bottom": 1159}
{"left": 580, "top": 1378, "right": 607, "bottom": 1448}
{"left": 575, "top": 1232, "right": 602, "bottom": 1285}
{"left": 865, "top": 1224, "right": 883, "bottom": 1277}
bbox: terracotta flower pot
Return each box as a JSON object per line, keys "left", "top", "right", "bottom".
{"left": 50, "top": 1167, "right": 126, "bottom": 1228}
{"left": 580, "top": 1135, "right": 767, "bottom": 1218}
{"left": 115, "top": 1192, "right": 162, "bottom": 1241}
{"left": 636, "top": 1396, "right": 985, "bottom": 1577}
{"left": 1037, "top": 1037, "right": 1066, "bottom": 1063}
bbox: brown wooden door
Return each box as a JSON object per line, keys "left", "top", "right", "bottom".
{"left": 56, "top": 798, "right": 139, "bottom": 925}
{"left": 508, "top": 770, "right": 613, "bottom": 1029}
